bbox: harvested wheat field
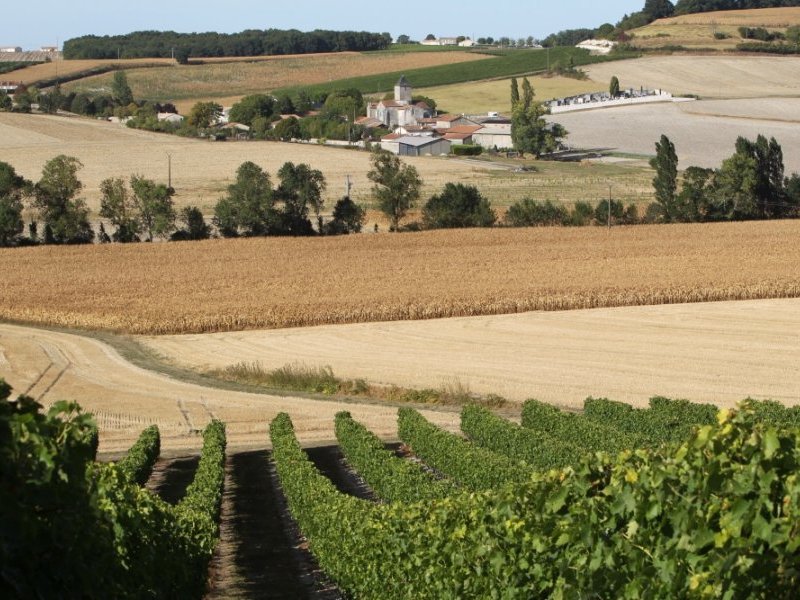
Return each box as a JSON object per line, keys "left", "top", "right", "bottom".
{"left": 1, "top": 221, "right": 799, "bottom": 334}
{"left": 554, "top": 99, "right": 800, "bottom": 171}
{"left": 0, "top": 111, "right": 653, "bottom": 213}
{"left": 62, "top": 51, "right": 490, "bottom": 111}
{"left": 144, "top": 298, "right": 800, "bottom": 409}
{"left": 584, "top": 56, "right": 800, "bottom": 99}
{"left": 5, "top": 58, "right": 176, "bottom": 86}
{"left": 630, "top": 7, "right": 800, "bottom": 49}
{"left": 0, "top": 323, "right": 459, "bottom": 453}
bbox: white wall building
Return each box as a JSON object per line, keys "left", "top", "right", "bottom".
{"left": 367, "top": 76, "right": 435, "bottom": 128}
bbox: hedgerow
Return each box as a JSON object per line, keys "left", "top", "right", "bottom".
{"left": 334, "top": 411, "right": 455, "bottom": 503}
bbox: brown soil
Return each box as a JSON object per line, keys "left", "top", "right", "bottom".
{"left": 206, "top": 450, "right": 340, "bottom": 599}
{"left": 146, "top": 455, "right": 200, "bottom": 504}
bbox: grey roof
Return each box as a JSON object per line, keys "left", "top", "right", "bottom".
{"left": 397, "top": 136, "right": 450, "bottom": 147}
{"left": 397, "top": 75, "right": 410, "bottom": 87}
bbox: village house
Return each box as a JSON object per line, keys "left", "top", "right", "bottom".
{"left": 0, "top": 46, "right": 23, "bottom": 53}
{"left": 367, "top": 76, "right": 435, "bottom": 128}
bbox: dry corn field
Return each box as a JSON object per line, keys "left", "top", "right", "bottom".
{"left": 62, "top": 51, "right": 490, "bottom": 112}
{"left": 1, "top": 221, "right": 799, "bottom": 335}
{"left": 0, "top": 111, "right": 654, "bottom": 214}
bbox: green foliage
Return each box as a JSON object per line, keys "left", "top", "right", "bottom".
{"left": 130, "top": 175, "right": 176, "bottom": 241}
{"left": 504, "top": 198, "right": 569, "bottom": 226}
{"left": 213, "top": 161, "right": 275, "bottom": 237}
{"left": 32, "top": 155, "right": 94, "bottom": 244}
{"left": 276, "top": 161, "right": 326, "bottom": 234}
{"left": 64, "top": 29, "right": 391, "bottom": 60}
{"left": 510, "top": 77, "right": 520, "bottom": 107}
{"left": 398, "top": 407, "right": 530, "bottom": 491}
{"left": 450, "top": 144, "right": 482, "bottom": 156}
{"left": 100, "top": 176, "right": 141, "bottom": 242}
{"left": 171, "top": 205, "right": 211, "bottom": 241}
{"left": 275, "top": 401, "right": 800, "bottom": 598}
{"left": 229, "top": 94, "right": 275, "bottom": 126}
{"left": 511, "top": 78, "right": 566, "bottom": 158}
{"left": 650, "top": 134, "right": 679, "bottom": 221}
{"left": 325, "top": 196, "right": 366, "bottom": 234}
{"left": 584, "top": 396, "right": 716, "bottom": 446}
{"left": 522, "top": 398, "right": 643, "bottom": 455}
{"left": 461, "top": 404, "right": 585, "bottom": 470}
{"left": 0, "top": 161, "right": 29, "bottom": 246}
{"left": 609, "top": 75, "right": 620, "bottom": 97}
{"left": 335, "top": 411, "right": 455, "bottom": 503}
{"left": 422, "top": 183, "right": 496, "bottom": 229}
{"left": 367, "top": 149, "right": 422, "bottom": 231}
{"left": 272, "top": 116, "right": 301, "bottom": 141}
{"left": 187, "top": 101, "right": 223, "bottom": 128}
{"left": 275, "top": 47, "right": 635, "bottom": 100}
{"left": 111, "top": 71, "right": 134, "bottom": 106}
{"left": 117, "top": 425, "right": 160, "bottom": 486}
{"left": 0, "top": 382, "right": 226, "bottom": 598}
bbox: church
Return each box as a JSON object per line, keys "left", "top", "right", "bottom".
{"left": 366, "top": 76, "right": 435, "bottom": 128}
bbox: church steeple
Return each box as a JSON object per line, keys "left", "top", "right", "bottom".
{"left": 394, "top": 75, "right": 412, "bottom": 103}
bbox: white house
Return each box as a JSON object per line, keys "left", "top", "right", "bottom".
{"left": 367, "top": 76, "right": 435, "bottom": 128}
{"left": 0, "top": 46, "right": 22, "bottom": 53}
{"left": 458, "top": 39, "right": 476, "bottom": 47}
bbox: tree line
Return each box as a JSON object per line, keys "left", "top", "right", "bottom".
{"left": 63, "top": 29, "right": 392, "bottom": 62}
{"left": 3, "top": 137, "right": 799, "bottom": 249}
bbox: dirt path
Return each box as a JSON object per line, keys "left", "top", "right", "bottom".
{"left": 306, "top": 446, "right": 377, "bottom": 502}
{"left": 206, "top": 451, "right": 328, "bottom": 599}
{"left": 0, "top": 323, "right": 460, "bottom": 454}
{"left": 146, "top": 456, "right": 200, "bottom": 505}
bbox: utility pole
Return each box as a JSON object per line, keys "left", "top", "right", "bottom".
{"left": 345, "top": 174, "right": 352, "bottom": 198}
{"left": 607, "top": 185, "right": 612, "bottom": 230}
{"left": 167, "top": 153, "right": 172, "bottom": 189}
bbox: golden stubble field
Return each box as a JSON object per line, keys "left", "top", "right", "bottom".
{"left": 61, "top": 51, "right": 491, "bottom": 113}
{"left": 1, "top": 221, "right": 799, "bottom": 335}
{"left": 584, "top": 55, "right": 800, "bottom": 99}
{"left": 630, "top": 7, "right": 800, "bottom": 49}
{"left": 0, "top": 111, "right": 655, "bottom": 215}
{"left": 144, "top": 298, "right": 800, "bottom": 409}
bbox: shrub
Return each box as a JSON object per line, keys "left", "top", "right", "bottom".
{"left": 422, "top": 183, "right": 496, "bottom": 229}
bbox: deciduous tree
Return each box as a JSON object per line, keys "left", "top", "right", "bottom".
{"left": 213, "top": 161, "right": 275, "bottom": 236}
{"left": 0, "top": 162, "right": 29, "bottom": 246}
{"left": 99, "top": 177, "right": 140, "bottom": 242}
{"left": 422, "top": 183, "right": 496, "bottom": 229}
{"left": 276, "top": 162, "right": 326, "bottom": 235}
{"left": 111, "top": 71, "right": 134, "bottom": 106}
{"left": 187, "top": 101, "right": 222, "bottom": 128}
{"left": 367, "top": 149, "right": 422, "bottom": 231}
{"left": 32, "top": 155, "right": 94, "bottom": 244}
{"left": 130, "top": 175, "right": 175, "bottom": 241}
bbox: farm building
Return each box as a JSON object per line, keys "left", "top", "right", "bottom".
{"left": 435, "top": 114, "right": 480, "bottom": 129}
{"left": 472, "top": 126, "right": 513, "bottom": 150}
{"left": 397, "top": 136, "right": 451, "bottom": 157}
{"left": 0, "top": 46, "right": 22, "bottom": 53}
{"left": 367, "top": 76, "right": 435, "bottom": 128}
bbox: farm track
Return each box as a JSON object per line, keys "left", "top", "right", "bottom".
{"left": 207, "top": 450, "right": 337, "bottom": 599}
{"left": 146, "top": 455, "right": 200, "bottom": 505}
